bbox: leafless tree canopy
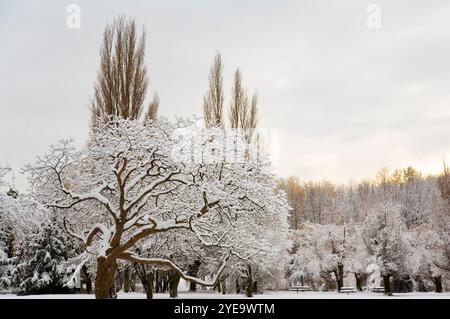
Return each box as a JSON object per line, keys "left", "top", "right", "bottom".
{"left": 145, "top": 93, "right": 160, "bottom": 121}
{"left": 229, "top": 69, "right": 258, "bottom": 143}
{"left": 203, "top": 52, "right": 224, "bottom": 128}
{"left": 90, "top": 16, "right": 158, "bottom": 129}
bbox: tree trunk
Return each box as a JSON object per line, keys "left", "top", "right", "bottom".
{"left": 123, "top": 266, "right": 131, "bottom": 292}
{"left": 433, "top": 276, "right": 442, "bottom": 293}
{"left": 252, "top": 281, "right": 258, "bottom": 294}
{"left": 115, "top": 268, "right": 123, "bottom": 295}
{"left": 130, "top": 272, "right": 136, "bottom": 292}
{"left": 355, "top": 273, "right": 362, "bottom": 291}
{"left": 146, "top": 272, "right": 154, "bottom": 299}
{"left": 81, "top": 265, "right": 92, "bottom": 294}
{"left": 214, "top": 280, "right": 221, "bottom": 293}
{"left": 337, "top": 264, "right": 344, "bottom": 291}
{"left": 168, "top": 271, "right": 181, "bottom": 298}
{"left": 188, "top": 260, "right": 201, "bottom": 292}
{"left": 236, "top": 278, "right": 240, "bottom": 293}
{"left": 333, "top": 264, "right": 344, "bottom": 292}
{"left": 246, "top": 265, "right": 253, "bottom": 298}
{"left": 415, "top": 275, "right": 427, "bottom": 292}
{"left": 162, "top": 274, "right": 169, "bottom": 292}
{"left": 154, "top": 272, "right": 160, "bottom": 293}
{"left": 383, "top": 274, "right": 391, "bottom": 295}
{"left": 95, "top": 257, "right": 117, "bottom": 299}
{"left": 333, "top": 271, "right": 339, "bottom": 291}
{"left": 222, "top": 279, "right": 227, "bottom": 295}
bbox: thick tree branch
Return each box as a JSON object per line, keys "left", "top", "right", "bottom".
{"left": 118, "top": 251, "right": 230, "bottom": 286}
{"left": 124, "top": 169, "right": 181, "bottom": 213}
{"left": 85, "top": 224, "right": 109, "bottom": 247}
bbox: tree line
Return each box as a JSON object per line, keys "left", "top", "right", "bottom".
{"left": 280, "top": 165, "right": 450, "bottom": 294}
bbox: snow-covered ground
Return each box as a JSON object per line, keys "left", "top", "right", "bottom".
{"left": 0, "top": 291, "right": 449, "bottom": 299}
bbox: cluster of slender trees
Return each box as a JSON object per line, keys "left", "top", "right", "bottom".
{"left": 85, "top": 16, "right": 268, "bottom": 298}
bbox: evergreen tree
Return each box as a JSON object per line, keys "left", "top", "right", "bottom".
{"left": 11, "top": 220, "right": 73, "bottom": 295}
{"left": 0, "top": 222, "right": 14, "bottom": 289}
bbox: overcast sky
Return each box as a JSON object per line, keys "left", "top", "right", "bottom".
{"left": 1, "top": 0, "right": 449, "bottom": 190}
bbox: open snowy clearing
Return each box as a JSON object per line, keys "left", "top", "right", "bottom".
{"left": 1, "top": 291, "right": 449, "bottom": 299}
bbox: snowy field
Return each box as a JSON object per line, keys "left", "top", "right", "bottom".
{"left": 1, "top": 291, "right": 449, "bottom": 299}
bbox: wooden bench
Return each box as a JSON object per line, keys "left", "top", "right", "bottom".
{"left": 289, "top": 286, "right": 312, "bottom": 293}
{"left": 371, "top": 287, "right": 385, "bottom": 293}
{"left": 340, "top": 286, "right": 357, "bottom": 294}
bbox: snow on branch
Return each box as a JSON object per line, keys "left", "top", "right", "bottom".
{"left": 118, "top": 251, "right": 231, "bottom": 286}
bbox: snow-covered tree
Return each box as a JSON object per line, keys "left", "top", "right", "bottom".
{"left": 409, "top": 223, "right": 447, "bottom": 292}
{"left": 222, "top": 218, "right": 290, "bottom": 296}
{"left": 25, "top": 118, "right": 289, "bottom": 299}
{"left": 362, "top": 201, "right": 410, "bottom": 294}
{"left": 288, "top": 227, "right": 321, "bottom": 289}
{"left": 434, "top": 165, "right": 450, "bottom": 276}
{"left": 10, "top": 218, "right": 75, "bottom": 295}
{"left": 0, "top": 194, "right": 50, "bottom": 291}
{"left": 288, "top": 223, "right": 353, "bottom": 291}
{"left": 131, "top": 229, "right": 208, "bottom": 298}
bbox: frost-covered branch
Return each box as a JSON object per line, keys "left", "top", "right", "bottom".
{"left": 118, "top": 251, "right": 231, "bottom": 286}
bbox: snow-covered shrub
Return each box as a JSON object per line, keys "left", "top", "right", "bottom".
{"left": 0, "top": 193, "right": 77, "bottom": 295}
{"left": 10, "top": 220, "right": 74, "bottom": 295}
